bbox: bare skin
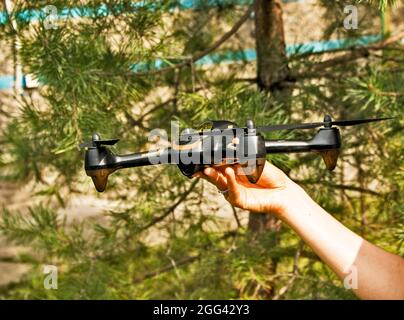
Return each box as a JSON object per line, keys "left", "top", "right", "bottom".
{"left": 194, "top": 161, "right": 404, "bottom": 300}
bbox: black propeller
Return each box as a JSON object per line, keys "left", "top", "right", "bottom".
{"left": 79, "top": 133, "right": 119, "bottom": 149}
{"left": 256, "top": 116, "right": 393, "bottom": 133}
{"left": 177, "top": 116, "right": 393, "bottom": 139}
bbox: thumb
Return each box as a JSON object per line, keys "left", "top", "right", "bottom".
{"left": 258, "top": 161, "right": 289, "bottom": 188}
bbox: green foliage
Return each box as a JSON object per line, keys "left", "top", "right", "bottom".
{"left": 363, "top": 0, "right": 397, "bottom": 11}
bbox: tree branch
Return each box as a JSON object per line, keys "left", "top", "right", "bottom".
{"left": 231, "top": 205, "right": 243, "bottom": 229}
{"left": 133, "top": 254, "right": 200, "bottom": 284}
{"left": 139, "top": 179, "right": 199, "bottom": 232}
{"left": 132, "top": 230, "right": 238, "bottom": 284}
{"left": 0, "top": 256, "right": 22, "bottom": 263}
{"left": 294, "top": 180, "right": 384, "bottom": 197}
{"left": 129, "top": 5, "right": 253, "bottom": 77}
{"left": 272, "top": 240, "right": 303, "bottom": 300}
{"left": 291, "top": 30, "right": 404, "bottom": 60}
{"left": 291, "top": 31, "right": 404, "bottom": 79}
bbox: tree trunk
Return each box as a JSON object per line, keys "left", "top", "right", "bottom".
{"left": 254, "top": 0, "right": 290, "bottom": 91}
{"left": 249, "top": 0, "right": 290, "bottom": 299}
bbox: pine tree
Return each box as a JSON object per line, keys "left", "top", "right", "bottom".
{"left": 0, "top": 0, "right": 402, "bottom": 299}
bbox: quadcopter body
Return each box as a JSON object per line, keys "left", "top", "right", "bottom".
{"left": 81, "top": 115, "right": 389, "bottom": 192}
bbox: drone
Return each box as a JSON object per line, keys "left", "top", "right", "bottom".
{"left": 80, "top": 115, "right": 391, "bottom": 192}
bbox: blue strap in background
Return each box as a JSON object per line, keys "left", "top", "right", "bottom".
{"left": 194, "top": 35, "right": 381, "bottom": 66}
{"left": 0, "top": 1, "right": 309, "bottom": 25}
{"left": 0, "top": 75, "right": 15, "bottom": 90}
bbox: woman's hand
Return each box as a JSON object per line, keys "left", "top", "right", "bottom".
{"left": 193, "top": 161, "right": 307, "bottom": 217}
{"left": 194, "top": 161, "right": 404, "bottom": 300}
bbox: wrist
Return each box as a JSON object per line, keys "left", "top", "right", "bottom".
{"left": 271, "top": 181, "right": 316, "bottom": 221}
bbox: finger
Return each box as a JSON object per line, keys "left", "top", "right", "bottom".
{"left": 233, "top": 164, "right": 251, "bottom": 184}
{"left": 216, "top": 164, "right": 252, "bottom": 186}
{"left": 203, "top": 167, "right": 228, "bottom": 191}
{"left": 224, "top": 166, "right": 240, "bottom": 197}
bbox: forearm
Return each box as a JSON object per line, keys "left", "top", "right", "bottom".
{"left": 278, "top": 182, "right": 404, "bottom": 300}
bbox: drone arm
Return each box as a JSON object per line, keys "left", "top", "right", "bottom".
{"left": 114, "top": 151, "right": 153, "bottom": 168}
{"left": 114, "top": 148, "right": 172, "bottom": 168}
{"left": 264, "top": 129, "right": 341, "bottom": 170}
{"left": 265, "top": 128, "right": 341, "bottom": 154}
{"left": 265, "top": 140, "right": 313, "bottom": 154}
{"left": 84, "top": 147, "right": 174, "bottom": 192}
